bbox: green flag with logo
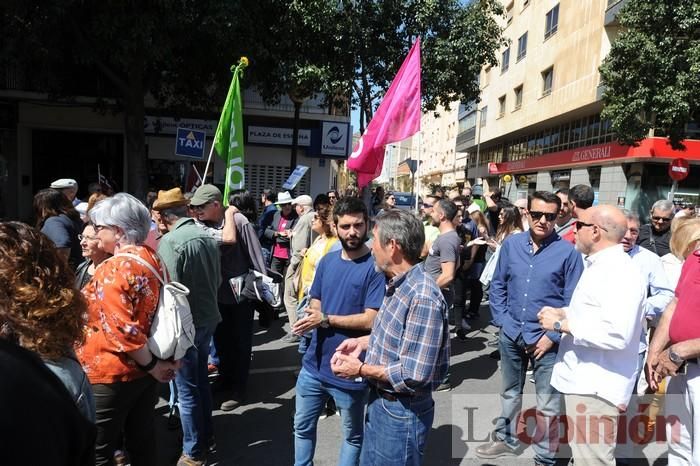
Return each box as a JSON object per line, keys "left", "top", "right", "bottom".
{"left": 214, "top": 58, "right": 248, "bottom": 205}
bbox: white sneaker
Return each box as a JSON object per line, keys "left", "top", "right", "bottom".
{"left": 461, "top": 319, "right": 471, "bottom": 331}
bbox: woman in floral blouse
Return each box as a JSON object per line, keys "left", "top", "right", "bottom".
{"left": 77, "top": 193, "right": 179, "bottom": 466}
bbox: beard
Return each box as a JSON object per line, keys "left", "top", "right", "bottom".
{"left": 339, "top": 233, "right": 366, "bottom": 251}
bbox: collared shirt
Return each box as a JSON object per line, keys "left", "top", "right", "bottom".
{"left": 157, "top": 217, "right": 222, "bottom": 330}
{"left": 490, "top": 231, "right": 584, "bottom": 346}
{"left": 627, "top": 245, "right": 674, "bottom": 352}
{"left": 555, "top": 217, "right": 576, "bottom": 239}
{"left": 364, "top": 264, "right": 449, "bottom": 394}
{"left": 669, "top": 251, "right": 700, "bottom": 344}
{"left": 551, "top": 245, "right": 646, "bottom": 407}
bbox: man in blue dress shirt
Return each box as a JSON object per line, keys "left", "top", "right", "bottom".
{"left": 476, "top": 191, "right": 584, "bottom": 465}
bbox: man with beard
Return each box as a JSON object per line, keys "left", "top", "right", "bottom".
{"left": 291, "top": 196, "right": 386, "bottom": 466}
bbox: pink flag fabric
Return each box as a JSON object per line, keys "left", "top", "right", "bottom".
{"left": 348, "top": 39, "right": 421, "bottom": 188}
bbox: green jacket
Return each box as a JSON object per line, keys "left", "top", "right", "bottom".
{"left": 158, "top": 217, "right": 222, "bottom": 330}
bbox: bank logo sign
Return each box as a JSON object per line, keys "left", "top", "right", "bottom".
{"left": 321, "top": 122, "right": 349, "bottom": 157}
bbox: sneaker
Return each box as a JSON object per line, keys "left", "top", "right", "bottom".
{"left": 220, "top": 392, "right": 245, "bottom": 412}
{"left": 281, "top": 333, "right": 300, "bottom": 344}
{"left": 436, "top": 381, "right": 452, "bottom": 392}
{"left": 207, "top": 437, "right": 217, "bottom": 454}
{"left": 475, "top": 440, "right": 518, "bottom": 459}
{"left": 177, "top": 452, "right": 207, "bottom": 466}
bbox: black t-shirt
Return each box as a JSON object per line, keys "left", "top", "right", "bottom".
{"left": 0, "top": 340, "right": 96, "bottom": 465}
{"left": 637, "top": 224, "right": 671, "bottom": 257}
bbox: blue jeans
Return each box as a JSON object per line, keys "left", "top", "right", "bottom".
{"left": 495, "top": 332, "right": 561, "bottom": 466}
{"left": 175, "top": 325, "right": 215, "bottom": 458}
{"left": 294, "top": 367, "right": 368, "bottom": 466}
{"left": 359, "top": 389, "right": 434, "bottom": 466}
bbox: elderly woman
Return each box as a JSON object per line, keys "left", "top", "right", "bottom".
{"left": 75, "top": 223, "right": 112, "bottom": 289}
{"left": 34, "top": 188, "right": 84, "bottom": 268}
{"left": 77, "top": 193, "right": 178, "bottom": 466}
{"left": 661, "top": 217, "right": 700, "bottom": 288}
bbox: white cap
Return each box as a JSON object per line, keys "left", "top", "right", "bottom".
{"left": 50, "top": 178, "right": 78, "bottom": 189}
{"left": 467, "top": 203, "right": 481, "bottom": 215}
{"left": 291, "top": 194, "right": 313, "bottom": 207}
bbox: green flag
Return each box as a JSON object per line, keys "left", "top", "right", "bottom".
{"left": 214, "top": 58, "right": 248, "bottom": 205}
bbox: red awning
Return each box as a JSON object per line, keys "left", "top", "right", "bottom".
{"left": 488, "top": 137, "right": 700, "bottom": 175}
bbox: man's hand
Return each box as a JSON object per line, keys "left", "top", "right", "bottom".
{"left": 291, "top": 305, "right": 323, "bottom": 336}
{"left": 149, "top": 360, "right": 178, "bottom": 383}
{"left": 331, "top": 338, "right": 365, "bottom": 365}
{"left": 225, "top": 205, "right": 239, "bottom": 217}
{"left": 538, "top": 306, "right": 566, "bottom": 332}
{"left": 527, "top": 334, "right": 555, "bottom": 360}
{"left": 654, "top": 348, "right": 682, "bottom": 379}
{"left": 330, "top": 353, "right": 363, "bottom": 379}
{"left": 645, "top": 354, "right": 661, "bottom": 392}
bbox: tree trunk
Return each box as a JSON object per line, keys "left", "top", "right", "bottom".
{"left": 290, "top": 99, "right": 302, "bottom": 172}
{"left": 124, "top": 62, "right": 147, "bottom": 201}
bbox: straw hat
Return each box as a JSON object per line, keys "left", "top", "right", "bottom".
{"left": 152, "top": 187, "right": 190, "bottom": 210}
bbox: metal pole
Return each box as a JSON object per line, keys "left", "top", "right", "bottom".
{"left": 415, "top": 132, "right": 422, "bottom": 211}
{"left": 669, "top": 180, "right": 679, "bottom": 201}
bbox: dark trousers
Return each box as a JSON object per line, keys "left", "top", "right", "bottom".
{"left": 452, "top": 268, "right": 469, "bottom": 321}
{"left": 270, "top": 256, "right": 289, "bottom": 308}
{"left": 214, "top": 297, "right": 255, "bottom": 393}
{"left": 93, "top": 375, "right": 158, "bottom": 466}
{"left": 467, "top": 278, "right": 483, "bottom": 316}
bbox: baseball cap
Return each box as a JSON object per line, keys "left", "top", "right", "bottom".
{"left": 50, "top": 178, "right": 78, "bottom": 189}
{"left": 467, "top": 203, "right": 481, "bottom": 215}
{"left": 291, "top": 195, "right": 313, "bottom": 207}
{"left": 190, "top": 184, "right": 222, "bottom": 206}
{"left": 471, "top": 185, "right": 484, "bottom": 196}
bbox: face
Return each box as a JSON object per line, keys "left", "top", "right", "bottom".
{"left": 621, "top": 218, "right": 640, "bottom": 252}
{"left": 328, "top": 193, "right": 337, "bottom": 204}
{"left": 336, "top": 213, "right": 367, "bottom": 251}
{"left": 371, "top": 226, "right": 392, "bottom": 275}
{"left": 650, "top": 208, "right": 673, "bottom": 233}
{"left": 421, "top": 197, "right": 437, "bottom": 216}
{"left": 386, "top": 195, "right": 396, "bottom": 206}
{"left": 281, "top": 203, "right": 293, "bottom": 216}
{"left": 191, "top": 200, "right": 220, "bottom": 222}
{"left": 295, "top": 204, "right": 304, "bottom": 216}
{"left": 557, "top": 193, "right": 571, "bottom": 219}
{"left": 430, "top": 205, "right": 443, "bottom": 227}
{"left": 311, "top": 212, "right": 324, "bottom": 235}
{"left": 574, "top": 209, "right": 598, "bottom": 255}
{"left": 93, "top": 223, "right": 118, "bottom": 254}
{"left": 62, "top": 187, "right": 77, "bottom": 201}
{"left": 151, "top": 209, "right": 168, "bottom": 234}
{"left": 527, "top": 199, "right": 559, "bottom": 241}
{"left": 453, "top": 210, "right": 463, "bottom": 227}
{"left": 79, "top": 224, "right": 103, "bottom": 258}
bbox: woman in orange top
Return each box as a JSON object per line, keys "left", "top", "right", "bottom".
{"left": 77, "top": 193, "right": 178, "bottom": 466}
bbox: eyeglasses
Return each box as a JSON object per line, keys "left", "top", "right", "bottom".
{"left": 191, "top": 202, "right": 211, "bottom": 212}
{"left": 529, "top": 211, "right": 557, "bottom": 222}
{"left": 78, "top": 234, "right": 98, "bottom": 241}
{"left": 575, "top": 221, "right": 609, "bottom": 232}
{"left": 651, "top": 215, "right": 672, "bottom": 222}
{"left": 93, "top": 224, "right": 111, "bottom": 233}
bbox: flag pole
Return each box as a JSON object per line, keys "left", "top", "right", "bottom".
{"left": 202, "top": 144, "right": 215, "bottom": 185}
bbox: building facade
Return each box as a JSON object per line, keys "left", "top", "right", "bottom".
{"left": 457, "top": 0, "right": 700, "bottom": 218}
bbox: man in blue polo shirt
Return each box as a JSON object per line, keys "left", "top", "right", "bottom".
{"left": 476, "top": 191, "right": 584, "bottom": 465}
{"left": 291, "top": 196, "right": 385, "bottom": 466}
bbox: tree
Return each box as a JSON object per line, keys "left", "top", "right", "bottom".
{"left": 599, "top": 0, "right": 700, "bottom": 149}
{"left": 1, "top": 0, "right": 241, "bottom": 199}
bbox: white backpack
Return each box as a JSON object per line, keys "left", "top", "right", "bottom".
{"left": 116, "top": 253, "right": 196, "bottom": 361}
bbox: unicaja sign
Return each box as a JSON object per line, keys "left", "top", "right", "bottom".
{"left": 321, "top": 121, "right": 349, "bottom": 156}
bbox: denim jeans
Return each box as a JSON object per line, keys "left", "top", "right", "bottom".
{"left": 175, "top": 325, "right": 216, "bottom": 458}
{"left": 294, "top": 367, "right": 368, "bottom": 466}
{"left": 495, "top": 332, "right": 562, "bottom": 466}
{"left": 359, "top": 389, "right": 435, "bottom": 466}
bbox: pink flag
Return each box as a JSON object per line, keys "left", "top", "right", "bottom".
{"left": 348, "top": 39, "right": 421, "bottom": 188}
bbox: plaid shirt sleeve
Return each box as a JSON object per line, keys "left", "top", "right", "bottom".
{"left": 385, "top": 293, "right": 448, "bottom": 393}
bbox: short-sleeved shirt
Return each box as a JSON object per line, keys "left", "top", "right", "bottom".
{"left": 303, "top": 250, "right": 386, "bottom": 390}
{"left": 41, "top": 214, "right": 83, "bottom": 268}
{"left": 669, "top": 250, "right": 700, "bottom": 344}
{"left": 424, "top": 229, "right": 461, "bottom": 280}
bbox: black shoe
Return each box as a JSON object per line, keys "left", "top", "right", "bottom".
{"left": 456, "top": 329, "right": 468, "bottom": 341}
{"left": 210, "top": 378, "right": 233, "bottom": 393}
{"left": 475, "top": 440, "right": 518, "bottom": 459}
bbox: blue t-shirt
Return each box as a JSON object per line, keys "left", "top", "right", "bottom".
{"left": 303, "top": 250, "right": 386, "bottom": 390}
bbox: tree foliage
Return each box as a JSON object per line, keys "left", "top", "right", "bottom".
{"left": 599, "top": 0, "right": 700, "bottom": 149}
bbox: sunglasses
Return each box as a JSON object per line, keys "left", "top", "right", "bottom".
{"left": 529, "top": 211, "right": 557, "bottom": 222}
{"left": 328, "top": 195, "right": 336, "bottom": 199}
{"left": 422, "top": 203, "right": 433, "bottom": 208}
{"left": 575, "top": 221, "right": 609, "bottom": 232}
{"left": 651, "top": 215, "right": 672, "bottom": 222}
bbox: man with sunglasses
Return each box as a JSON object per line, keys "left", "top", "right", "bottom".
{"left": 637, "top": 199, "right": 674, "bottom": 257}
{"left": 477, "top": 191, "right": 584, "bottom": 465}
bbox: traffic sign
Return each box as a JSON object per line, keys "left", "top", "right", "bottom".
{"left": 175, "top": 127, "right": 206, "bottom": 159}
{"left": 669, "top": 158, "right": 690, "bottom": 181}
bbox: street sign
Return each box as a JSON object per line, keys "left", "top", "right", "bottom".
{"left": 669, "top": 158, "right": 690, "bottom": 181}
{"left": 175, "top": 127, "right": 206, "bottom": 159}
{"left": 282, "top": 165, "right": 309, "bottom": 190}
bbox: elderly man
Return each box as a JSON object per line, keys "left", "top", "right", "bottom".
{"left": 282, "top": 194, "right": 316, "bottom": 343}
{"left": 539, "top": 205, "right": 646, "bottom": 466}
{"left": 50, "top": 178, "right": 81, "bottom": 206}
{"left": 637, "top": 199, "right": 674, "bottom": 256}
{"left": 331, "top": 209, "right": 449, "bottom": 466}
{"left": 153, "top": 188, "right": 221, "bottom": 466}
{"left": 476, "top": 191, "right": 583, "bottom": 465}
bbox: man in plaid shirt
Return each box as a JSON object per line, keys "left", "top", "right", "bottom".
{"left": 332, "top": 209, "right": 450, "bottom": 466}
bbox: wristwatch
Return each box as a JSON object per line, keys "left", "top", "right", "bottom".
{"left": 553, "top": 320, "right": 563, "bottom": 333}
{"left": 669, "top": 347, "right": 684, "bottom": 365}
{"left": 320, "top": 312, "right": 330, "bottom": 328}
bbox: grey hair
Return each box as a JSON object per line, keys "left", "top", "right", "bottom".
{"left": 89, "top": 193, "right": 152, "bottom": 245}
{"left": 160, "top": 205, "right": 190, "bottom": 222}
{"left": 373, "top": 209, "right": 425, "bottom": 264}
{"left": 620, "top": 209, "right": 640, "bottom": 223}
{"left": 651, "top": 199, "right": 674, "bottom": 213}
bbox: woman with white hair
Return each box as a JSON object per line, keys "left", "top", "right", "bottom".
{"left": 76, "top": 193, "right": 179, "bottom": 466}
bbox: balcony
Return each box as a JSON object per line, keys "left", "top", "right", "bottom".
{"left": 243, "top": 89, "right": 348, "bottom": 117}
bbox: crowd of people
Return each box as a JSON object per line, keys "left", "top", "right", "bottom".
{"left": 2, "top": 175, "right": 700, "bottom": 466}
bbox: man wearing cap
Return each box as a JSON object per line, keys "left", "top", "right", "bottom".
{"left": 50, "top": 178, "right": 81, "bottom": 206}
{"left": 189, "top": 184, "right": 266, "bottom": 412}
{"left": 153, "top": 188, "right": 221, "bottom": 466}
{"left": 263, "top": 191, "right": 299, "bottom": 307}
{"left": 282, "top": 194, "right": 315, "bottom": 343}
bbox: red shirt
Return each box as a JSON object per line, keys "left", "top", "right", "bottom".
{"left": 669, "top": 251, "right": 700, "bottom": 344}
{"left": 272, "top": 216, "right": 291, "bottom": 260}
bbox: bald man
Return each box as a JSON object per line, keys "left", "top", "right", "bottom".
{"left": 538, "top": 205, "right": 646, "bottom": 465}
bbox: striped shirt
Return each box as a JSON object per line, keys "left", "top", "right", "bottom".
{"left": 364, "top": 263, "right": 450, "bottom": 394}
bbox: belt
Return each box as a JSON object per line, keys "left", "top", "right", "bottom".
{"left": 370, "top": 383, "right": 413, "bottom": 402}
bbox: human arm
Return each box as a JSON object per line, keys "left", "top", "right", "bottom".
{"left": 127, "top": 346, "right": 178, "bottom": 383}
{"left": 646, "top": 298, "right": 676, "bottom": 389}
{"left": 488, "top": 240, "right": 510, "bottom": 327}
{"left": 435, "top": 261, "right": 456, "bottom": 288}
{"left": 221, "top": 206, "right": 239, "bottom": 244}
{"left": 263, "top": 213, "right": 280, "bottom": 241}
{"left": 644, "top": 258, "right": 675, "bottom": 322}
{"left": 485, "top": 193, "right": 498, "bottom": 211}
{"left": 292, "top": 296, "right": 379, "bottom": 334}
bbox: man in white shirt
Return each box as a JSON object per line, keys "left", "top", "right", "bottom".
{"left": 538, "top": 205, "right": 646, "bottom": 466}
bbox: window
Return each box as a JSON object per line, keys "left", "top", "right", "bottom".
{"left": 505, "top": 0, "right": 514, "bottom": 25}
{"left": 498, "top": 95, "right": 506, "bottom": 118}
{"left": 501, "top": 48, "right": 510, "bottom": 73}
{"left": 545, "top": 4, "right": 559, "bottom": 39}
{"left": 514, "top": 85, "right": 523, "bottom": 110}
{"left": 542, "top": 67, "right": 553, "bottom": 96}
{"left": 483, "top": 66, "right": 491, "bottom": 87}
{"left": 523, "top": 0, "right": 530, "bottom": 7}
{"left": 480, "top": 107, "right": 488, "bottom": 127}
{"left": 517, "top": 32, "right": 528, "bottom": 61}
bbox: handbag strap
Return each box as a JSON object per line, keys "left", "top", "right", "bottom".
{"left": 113, "top": 252, "right": 167, "bottom": 285}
